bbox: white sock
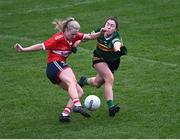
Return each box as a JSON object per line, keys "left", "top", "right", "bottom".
{"left": 72, "top": 98, "right": 82, "bottom": 106}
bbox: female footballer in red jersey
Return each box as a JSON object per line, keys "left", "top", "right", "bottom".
{"left": 14, "top": 17, "right": 105, "bottom": 123}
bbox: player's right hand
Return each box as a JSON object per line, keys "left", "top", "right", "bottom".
{"left": 100, "top": 27, "right": 107, "bottom": 33}
{"left": 120, "top": 46, "right": 128, "bottom": 55}
{"left": 14, "top": 43, "right": 24, "bottom": 52}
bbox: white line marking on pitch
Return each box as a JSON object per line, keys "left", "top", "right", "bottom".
{"left": 1, "top": 34, "right": 178, "bottom": 68}
{"left": 0, "top": 0, "right": 106, "bottom": 17}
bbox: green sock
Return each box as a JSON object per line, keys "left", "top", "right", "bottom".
{"left": 107, "top": 100, "right": 114, "bottom": 108}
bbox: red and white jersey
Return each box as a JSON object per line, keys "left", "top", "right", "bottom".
{"left": 42, "top": 32, "right": 84, "bottom": 63}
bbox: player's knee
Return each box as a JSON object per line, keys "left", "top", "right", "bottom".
{"left": 96, "top": 84, "right": 102, "bottom": 88}
{"left": 104, "top": 75, "right": 114, "bottom": 84}
{"left": 94, "top": 81, "right": 103, "bottom": 88}
{"left": 66, "top": 78, "right": 77, "bottom": 87}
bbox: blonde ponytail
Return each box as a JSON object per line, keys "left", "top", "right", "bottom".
{"left": 52, "top": 19, "right": 63, "bottom": 31}
{"left": 52, "top": 17, "right": 80, "bottom": 32}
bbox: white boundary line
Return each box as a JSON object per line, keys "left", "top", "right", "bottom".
{"left": 1, "top": 34, "right": 178, "bottom": 68}
{"left": 0, "top": 34, "right": 37, "bottom": 42}
{"left": 127, "top": 55, "right": 178, "bottom": 67}
{"left": 0, "top": 0, "right": 106, "bottom": 17}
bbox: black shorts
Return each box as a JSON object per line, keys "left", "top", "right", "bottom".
{"left": 46, "top": 61, "right": 69, "bottom": 84}
{"left": 92, "top": 50, "right": 120, "bottom": 73}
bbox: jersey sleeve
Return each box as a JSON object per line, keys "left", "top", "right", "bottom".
{"left": 76, "top": 32, "right": 84, "bottom": 40}
{"left": 112, "top": 32, "right": 121, "bottom": 44}
{"left": 43, "top": 34, "right": 58, "bottom": 50}
{"left": 112, "top": 38, "right": 120, "bottom": 44}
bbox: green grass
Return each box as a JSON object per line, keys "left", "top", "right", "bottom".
{"left": 0, "top": 0, "right": 180, "bottom": 138}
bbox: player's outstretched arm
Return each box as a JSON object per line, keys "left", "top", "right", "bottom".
{"left": 83, "top": 27, "right": 107, "bottom": 40}
{"left": 14, "top": 43, "right": 44, "bottom": 52}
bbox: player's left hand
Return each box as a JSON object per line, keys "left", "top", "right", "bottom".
{"left": 71, "top": 47, "right": 77, "bottom": 53}
{"left": 120, "top": 46, "right": 127, "bottom": 56}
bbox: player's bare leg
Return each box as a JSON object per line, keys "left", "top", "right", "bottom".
{"left": 59, "top": 68, "right": 90, "bottom": 122}
{"left": 79, "top": 62, "right": 120, "bottom": 117}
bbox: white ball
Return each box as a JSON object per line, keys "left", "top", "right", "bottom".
{"left": 84, "top": 95, "right": 101, "bottom": 111}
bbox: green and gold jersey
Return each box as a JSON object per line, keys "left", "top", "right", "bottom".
{"left": 94, "top": 28, "right": 122, "bottom": 61}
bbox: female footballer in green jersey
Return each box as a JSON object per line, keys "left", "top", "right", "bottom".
{"left": 79, "top": 16, "right": 127, "bottom": 117}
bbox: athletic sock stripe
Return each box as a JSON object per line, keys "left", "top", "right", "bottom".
{"left": 72, "top": 98, "right": 80, "bottom": 104}
{"left": 73, "top": 98, "right": 80, "bottom": 102}
{"left": 64, "top": 108, "right": 71, "bottom": 113}
{"left": 65, "top": 106, "right": 71, "bottom": 110}
{"left": 72, "top": 98, "right": 82, "bottom": 106}
{"left": 73, "top": 100, "right": 80, "bottom": 104}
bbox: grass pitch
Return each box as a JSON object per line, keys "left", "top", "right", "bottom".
{"left": 0, "top": 0, "right": 179, "bottom": 138}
